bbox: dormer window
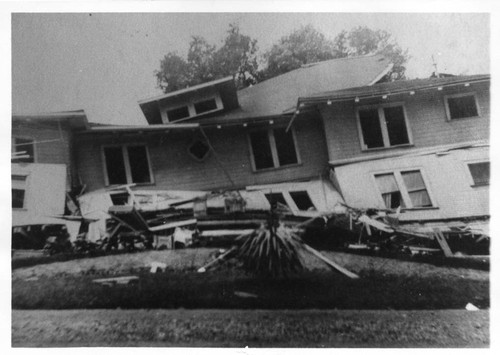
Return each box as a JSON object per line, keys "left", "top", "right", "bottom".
{"left": 167, "top": 106, "right": 190, "bottom": 122}
{"left": 164, "top": 94, "right": 223, "bottom": 123}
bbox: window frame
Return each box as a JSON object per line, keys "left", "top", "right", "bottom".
{"left": 12, "top": 136, "right": 37, "bottom": 163}
{"left": 247, "top": 126, "right": 302, "bottom": 172}
{"left": 164, "top": 93, "right": 224, "bottom": 123}
{"left": 444, "top": 92, "right": 481, "bottom": 121}
{"left": 465, "top": 160, "right": 489, "bottom": 187}
{"left": 372, "top": 168, "right": 435, "bottom": 210}
{"left": 12, "top": 174, "right": 29, "bottom": 210}
{"left": 355, "top": 102, "right": 413, "bottom": 151}
{"left": 101, "top": 144, "right": 154, "bottom": 186}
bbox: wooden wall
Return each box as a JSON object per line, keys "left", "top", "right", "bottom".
{"left": 74, "top": 115, "right": 330, "bottom": 192}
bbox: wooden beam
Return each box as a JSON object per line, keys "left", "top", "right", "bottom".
{"left": 302, "top": 244, "right": 359, "bottom": 279}
{"left": 433, "top": 228, "right": 453, "bottom": 257}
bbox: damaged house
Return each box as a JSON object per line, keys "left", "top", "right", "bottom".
{"left": 11, "top": 54, "right": 490, "bottom": 253}
{"left": 299, "top": 74, "right": 490, "bottom": 237}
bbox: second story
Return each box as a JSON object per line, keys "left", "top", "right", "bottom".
{"left": 299, "top": 74, "right": 490, "bottom": 164}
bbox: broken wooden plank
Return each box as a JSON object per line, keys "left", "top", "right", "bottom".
{"left": 199, "top": 229, "right": 255, "bottom": 237}
{"left": 358, "top": 214, "right": 394, "bottom": 233}
{"left": 197, "top": 246, "right": 238, "bottom": 273}
{"left": 302, "top": 244, "right": 359, "bottom": 279}
{"left": 433, "top": 228, "right": 453, "bottom": 257}
{"left": 148, "top": 218, "right": 197, "bottom": 232}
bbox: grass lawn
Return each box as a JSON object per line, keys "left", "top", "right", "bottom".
{"left": 12, "top": 248, "right": 489, "bottom": 310}
{"left": 12, "top": 309, "right": 489, "bottom": 347}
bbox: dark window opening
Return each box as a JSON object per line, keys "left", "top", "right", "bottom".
{"left": 359, "top": 108, "right": 384, "bottom": 148}
{"left": 167, "top": 106, "right": 190, "bottom": 122}
{"left": 468, "top": 162, "right": 490, "bottom": 186}
{"left": 110, "top": 192, "right": 129, "bottom": 205}
{"left": 13, "top": 137, "right": 35, "bottom": 163}
{"left": 189, "top": 140, "right": 210, "bottom": 160}
{"left": 375, "top": 173, "right": 405, "bottom": 209}
{"left": 127, "top": 146, "right": 152, "bottom": 184}
{"left": 194, "top": 98, "right": 218, "bottom": 114}
{"left": 384, "top": 106, "right": 409, "bottom": 146}
{"left": 265, "top": 193, "right": 288, "bottom": 209}
{"left": 250, "top": 131, "right": 274, "bottom": 170}
{"left": 447, "top": 95, "right": 479, "bottom": 119}
{"left": 12, "top": 189, "right": 25, "bottom": 209}
{"left": 104, "top": 147, "right": 127, "bottom": 185}
{"left": 273, "top": 128, "right": 298, "bottom": 166}
{"left": 290, "top": 191, "right": 315, "bottom": 211}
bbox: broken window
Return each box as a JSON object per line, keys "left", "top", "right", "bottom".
{"left": 375, "top": 173, "right": 405, "bottom": 209}
{"left": 446, "top": 94, "right": 479, "bottom": 119}
{"left": 375, "top": 170, "right": 432, "bottom": 209}
{"left": 167, "top": 106, "right": 190, "bottom": 122}
{"left": 188, "top": 139, "right": 210, "bottom": 161}
{"left": 194, "top": 98, "right": 218, "bottom": 114}
{"left": 249, "top": 128, "right": 299, "bottom": 171}
{"left": 358, "top": 105, "right": 410, "bottom": 150}
{"left": 12, "top": 174, "right": 27, "bottom": 209}
{"left": 103, "top": 145, "right": 153, "bottom": 185}
{"left": 468, "top": 162, "right": 489, "bottom": 186}
{"left": 290, "top": 191, "right": 316, "bottom": 211}
{"left": 12, "top": 137, "right": 35, "bottom": 163}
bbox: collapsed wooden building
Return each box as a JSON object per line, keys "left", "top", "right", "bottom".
{"left": 11, "top": 55, "right": 490, "bottom": 259}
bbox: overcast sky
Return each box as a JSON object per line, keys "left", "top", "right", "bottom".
{"left": 11, "top": 12, "right": 490, "bottom": 125}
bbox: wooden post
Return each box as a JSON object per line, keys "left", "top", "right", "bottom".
{"left": 303, "top": 243, "right": 359, "bottom": 279}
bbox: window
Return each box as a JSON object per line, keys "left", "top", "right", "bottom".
{"left": 12, "top": 137, "right": 35, "bottom": 163}
{"left": 167, "top": 106, "right": 190, "bottom": 122}
{"left": 290, "top": 191, "right": 316, "bottom": 211}
{"left": 265, "top": 193, "right": 289, "bottom": 209}
{"left": 249, "top": 128, "right": 299, "bottom": 171}
{"left": 12, "top": 174, "right": 27, "bottom": 209}
{"left": 188, "top": 139, "right": 210, "bottom": 161}
{"left": 357, "top": 104, "right": 411, "bottom": 150}
{"left": 468, "top": 162, "right": 489, "bottom": 186}
{"left": 445, "top": 93, "right": 479, "bottom": 120}
{"left": 375, "top": 170, "right": 432, "bottom": 209}
{"left": 194, "top": 98, "right": 218, "bottom": 114}
{"left": 103, "top": 145, "right": 153, "bottom": 185}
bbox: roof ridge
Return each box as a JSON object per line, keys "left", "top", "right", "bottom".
{"left": 300, "top": 53, "right": 381, "bottom": 68}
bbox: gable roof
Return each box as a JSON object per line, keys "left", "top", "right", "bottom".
{"left": 191, "top": 54, "right": 392, "bottom": 124}
{"left": 299, "top": 74, "right": 490, "bottom": 104}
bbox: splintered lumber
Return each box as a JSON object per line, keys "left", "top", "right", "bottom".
{"left": 148, "top": 218, "right": 197, "bottom": 232}
{"left": 433, "top": 228, "right": 453, "bottom": 257}
{"left": 303, "top": 244, "right": 359, "bottom": 279}
{"left": 200, "top": 229, "right": 255, "bottom": 237}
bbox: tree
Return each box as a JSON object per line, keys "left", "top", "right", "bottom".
{"left": 262, "top": 25, "right": 409, "bottom": 81}
{"left": 262, "top": 25, "right": 341, "bottom": 79}
{"left": 333, "top": 26, "right": 409, "bottom": 80}
{"left": 155, "top": 24, "right": 259, "bottom": 93}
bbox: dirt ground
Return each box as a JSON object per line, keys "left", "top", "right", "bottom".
{"left": 12, "top": 309, "right": 489, "bottom": 347}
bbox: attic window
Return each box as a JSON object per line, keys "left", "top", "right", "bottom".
{"left": 194, "top": 98, "right": 218, "bottom": 114}
{"left": 188, "top": 139, "right": 210, "bottom": 161}
{"left": 167, "top": 106, "right": 190, "bottom": 122}
{"left": 445, "top": 93, "right": 479, "bottom": 120}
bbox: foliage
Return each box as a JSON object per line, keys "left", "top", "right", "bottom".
{"left": 262, "top": 25, "right": 409, "bottom": 81}
{"left": 236, "top": 223, "right": 305, "bottom": 278}
{"left": 261, "top": 25, "right": 340, "bottom": 79}
{"left": 155, "top": 23, "right": 259, "bottom": 92}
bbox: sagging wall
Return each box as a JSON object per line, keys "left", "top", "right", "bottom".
{"left": 12, "top": 121, "right": 75, "bottom": 189}
{"left": 334, "top": 145, "right": 489, "bottom": 221}
{"left": 74, "top": 115, "right": 330, "bottom": 192}
{"left": 319, "top": 81, "right": 489, "bottom": 162}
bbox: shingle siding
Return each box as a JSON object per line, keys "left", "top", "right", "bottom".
{"left": 320, "top": 82, "right": 489, "bottom": 162}
{"left": 75, "top": 115, "right": 329, "bottom": 192}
